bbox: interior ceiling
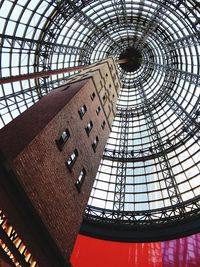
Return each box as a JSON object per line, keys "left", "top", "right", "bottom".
{"left": 0, "top": 0, "right": 200, "bottom": 241}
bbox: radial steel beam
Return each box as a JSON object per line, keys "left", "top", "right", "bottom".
{"left": 147, "top": 61, "right": 200, "bottom": 86}
{"left": 67, "top": 0, "right": 121, "bottom": 48}
{"left": 113, "top": 109, "right": 129, "bottom": 212}
{"left": 166, "top": 32, "right": 200, "bottom": 49}
{"left": 135, "top": 0, "right": 171, "bottom": 50}
{"left": 0, "top": 34, "right": 86, "bottom": 54}
{"left": 166, "top": 92, "right": 200, "bottom": 139}
{"left": 137, "top": 81, "right": 183, "bottom": 206}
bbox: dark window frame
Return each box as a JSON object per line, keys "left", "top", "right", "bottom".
{"left": 96, "top": 106, "right": 101, "bottom": 115}
{"left": 56, "top": 128, "right": 70, "bottom": 151}
{"left": 85, "top": 120, "right": 93, "bottom": 136}
{"left": 90, "top": 92, "right": 96, "bottom": 101}
{"left": 92, "top": 136, "right": 99, "bottom": 152}
{"left": 101, "top": 120, "right": 106, "bottom": 130}
{"left": 66, "top": 149, "right": 78, "bottom": 170}
{"left": 75, "top": 168, "right": 86, "bottom": 192}
{"left": 78, "top": 104, "right": 87, "bottom": 119}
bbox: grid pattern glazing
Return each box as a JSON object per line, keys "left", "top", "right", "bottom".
{"left": 0, "top": 0, "right": 200, "bottom": 232}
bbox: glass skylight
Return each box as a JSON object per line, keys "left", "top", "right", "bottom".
{"left": 0, "top": 0, "right": 200, "bottom": 239}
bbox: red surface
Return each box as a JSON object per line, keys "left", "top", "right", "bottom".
{"left": 71, "top": 235, "right": 162, "bottom": 267}
{"left": 71, "top": 233, "right": 200, "bottom": 267}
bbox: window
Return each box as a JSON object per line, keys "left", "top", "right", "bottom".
{"left": 96, "top": 106, "right": 101, "bottom": 115}
{"left": 90, "top": 92, "right": 95, "bottom": 100}
{"left": 75, "top": 168, "right": 86, "bottom": 192}
{"left": 56, "top": 128, "right": 70, "bottom": 150}
{"left": 78, "top": 104, "right": 87, "bottom": 119}
{"left": 66, "top": 149, "right": 78, "bottom": 170}
{"left": 102, "top": 95, "right": 106, "bottom": 102}
{"left": 101, "top": 120, "right": 106, "bottom": 130}
{"left": 92, "top": 136, "right": 99, "bottom": 152}
{"left": 85, "top": 120, "right": 93, "bottom": 136}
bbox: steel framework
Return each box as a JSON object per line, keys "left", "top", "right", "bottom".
{"left": 0, "top": 0, "right": 200, "bottom": 241}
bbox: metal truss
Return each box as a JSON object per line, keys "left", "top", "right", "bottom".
{"left": 147, "top": 63, "right": 200, "bottom": 86}
{"left": 113, "top": 109, "right": 129, "bottom": 212}
{"left": 0, "top": 0, "right": 200, "bottom": 239}
{"left": 84, "top": 0, "right": 200, "bottom": 233}
{"left": 134, "top": 0, "right": 172, "bottom": 50}
{"left": 111, "top": 0, "right": 128, "bottom": 25}
{"left": 167, "top": 33, "right": 200, "bottom": 49}
{"left": 103, "top": 68, "right": 196, "bottom": 161}
{"left": 137, "top": 83, "right": 183, "bottom": 206}
{"left": 103, "top": 125, "right": 196, "bottom": 162}
{"left": 84, "top": 196, "right": 200, "bottom": 227}
{"left": 0, "top": 34, "right": 86, "bottom": 55}
{"left": 166, "top": 93, "right": 200, "bottom": 140}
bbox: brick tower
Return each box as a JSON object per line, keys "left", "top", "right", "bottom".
{"left": 0, "top": 58, "right": 120, "bottom": 266}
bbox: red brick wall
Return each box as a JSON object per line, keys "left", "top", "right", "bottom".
{"left": 0, "top": 157, "right": 70, "bottom": 267}
{"left": 0, "top": 80, "right": 88, "bottom": 160}
{"left": 0, "top": 78, "right": 110, "bottom": 264}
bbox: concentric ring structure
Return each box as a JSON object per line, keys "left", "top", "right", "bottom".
{"left": 0, "top": 0, "right": 200, "bottom": 241}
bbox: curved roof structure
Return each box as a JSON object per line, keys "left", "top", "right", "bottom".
{"left": 0, "top": 0, "right": 200, "bottom": 241}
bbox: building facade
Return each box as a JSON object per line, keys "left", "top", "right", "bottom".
{"left": 0, "top": 1, "right": 199, "bottom": 267}
{"left": 0, "top": 58, "right": 120, "bottom": 266}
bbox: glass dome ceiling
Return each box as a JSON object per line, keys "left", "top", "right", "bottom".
{"left": 0, "top": 0, "right": 200, "bottom": 241}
